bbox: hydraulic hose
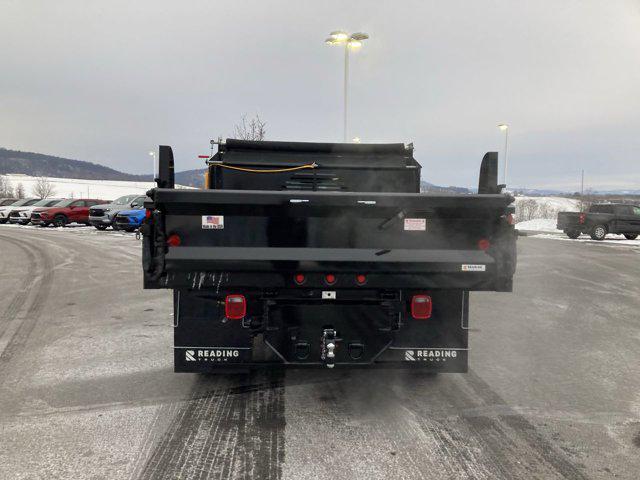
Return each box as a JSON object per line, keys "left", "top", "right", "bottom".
{"left": 211, "top": 163, "right": 318, "bottom": 174}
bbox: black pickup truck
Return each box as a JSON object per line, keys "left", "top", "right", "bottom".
{"left": 557, "top": 203, "right": 640, "bottom": 240}
{"left": 141, "top": 139, "right": 517, "bottom": 372}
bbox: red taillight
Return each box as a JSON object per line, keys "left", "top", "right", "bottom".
{"left": 198, "top": 155, "right": 210, "bottom": 159}
{"left": 356, "top": 274, "right": 367, "bottom": 285}
{"left": 167, "top": 234, "right": 181, "bottom": 247}
{"left": 478, "top": 238, "right": 491, "bottom": 251}
{"left": 325, "top": 274, "right": 336, "bottom": 285}
{"left": 579, "top": 213, "right": 586, "bottom": 224}
{"left": 411, "top": 294, "right": 432, "bottom": 320}
{"left": 145, "top": 209, "right": 152, "bottom": 219}
{"left": 294, "top": 273, "right": 306, "bottom": 285}
{"left": 505, "top": 213, "right": 514, "bottom": 225}
{"left": 225, "top": 295, "right": 246, "bottom": 320}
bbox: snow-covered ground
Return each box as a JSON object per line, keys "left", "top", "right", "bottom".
{"left": 514, "top": 196, "right": 580, "bottom": 233}
{"left": 513, "top": 195, "right": 580, "bottom": 214}
{"left": 515, "top": 218, "right": 561, "bottom": 233}
{"left": 1, "top": 174, "right": 191, "bottom": 200}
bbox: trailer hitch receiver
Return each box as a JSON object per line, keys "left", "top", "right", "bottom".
{"left": 321, "top": 328, "right": 341, "bottom": 368}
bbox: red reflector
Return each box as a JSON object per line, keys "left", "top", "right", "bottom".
{"left": 294, "top": 273, "right": 306, "bottom": 285}
{"left": 225, "top": 295, "right": 246, "bottom": 320}
{"left": 478, "top": 239, "right": 491, "bottom": 251}
{"left": 166, "top": 234, "right": 181, "bottom": 247}
{"left": 411, "top": 295, "right": 432, "bottom": 319}
{"left": 198, "top": 155, "right": 209, "bottom": 159}
{"left": 145, "top": 209, "right": 152, "bottom": 219}
{"left": 325, "top": 274, "right": 336, "bottom": 285}
{"left": 356, "top": 274, "right": 367, "bottom": 285}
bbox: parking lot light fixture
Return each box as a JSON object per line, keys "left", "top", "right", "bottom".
{"left": 149, "top": 151, "right": 157, "bottom": 180}
{"left": 330, "top": 31, "right": 349, "bottom": 41}
{"left": 325, "top": 31, "right": 370, "bottom": 142}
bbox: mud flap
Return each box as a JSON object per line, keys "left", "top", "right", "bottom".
{"left": 173, "top": 290, "right": 253, "bottom": 372}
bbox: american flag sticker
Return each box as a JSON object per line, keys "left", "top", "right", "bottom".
{"left": 202, "top": 215, "right": 224, "bottom": 229}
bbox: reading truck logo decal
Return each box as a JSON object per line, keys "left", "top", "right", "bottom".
{"left": 461, "top": 264, "right": 486, "bottom": 272}
{"left": 185, "top": 349, "right": 240, "bottom": 362}
{"left": 403, "top": 349, "right": 459, "bottom": 362}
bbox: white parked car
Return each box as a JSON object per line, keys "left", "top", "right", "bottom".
{"left": 0, "top": 198, "right": 40, "bottom": 224}
{"left": 8, "top": 198, "right": 65, "bottom": 225}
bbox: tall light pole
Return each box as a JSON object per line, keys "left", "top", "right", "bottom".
{"left": 497, "top": 124, "right": 509, "bottom": 186}
{"left": 325, "top": 31, "right": 369, "bottom": 142}
{"left": 580, "top": 169, "right": 585, "bottom": 212}
{"left": 149, "top": 151, "right": 157, "bottom": 180}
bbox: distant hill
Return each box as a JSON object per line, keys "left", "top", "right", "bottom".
{"left": 0, "top": 148, "right": 145, "bottom": 181}
{"left": 420, "top": 181, "right": 473, "bottom": 194}
{"left": 174, "top": 169, "right": 206, "bottom": 188}
{"left": 0, "top": 147, "right": 209, "bottom": 187}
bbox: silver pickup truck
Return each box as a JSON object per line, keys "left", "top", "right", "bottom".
{"left": 88, "top": 194, "right": 146, "bottom": 230}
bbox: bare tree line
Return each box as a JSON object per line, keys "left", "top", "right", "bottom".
{"left": 33, "top": 176, "right": 56, "bottom": 198}
{"left": 0, "top": 176, "right": 56, "bottom": 199}
{"left": 515, "top": 199, "right": 560, "bottom": 222}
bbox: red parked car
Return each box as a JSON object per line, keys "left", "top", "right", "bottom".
{"left": 31, "top": 198, "right": 109, "bottom": 227}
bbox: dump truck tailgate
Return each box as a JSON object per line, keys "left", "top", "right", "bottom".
{"left": 143, "top": 188, "right": 516, "bottom": 292}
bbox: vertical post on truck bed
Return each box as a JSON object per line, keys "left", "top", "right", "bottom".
{"left": 478, "top": 152, "right": 500, "bottom": 194}
{"left": 156, "top": 146, "right": 175, "bottom": 189}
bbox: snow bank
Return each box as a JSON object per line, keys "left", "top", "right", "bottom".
{"left": 513, "top": 196, "right": 580, "bottom": 224}
{"left": 514, "top": 196, "right": 580, "bottom": 213}
{"left": 1, "top": 174, "right": 191, "bottom": 200}
{"left": 515, "top": 218, "right": 561, "bottom": 233}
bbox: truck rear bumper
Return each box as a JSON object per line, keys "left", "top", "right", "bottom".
{"left": 172, "top": 288, "right": 469, "bottom": 372}
{"left": 173, "top": 346, "right": 469, "bottom": 372}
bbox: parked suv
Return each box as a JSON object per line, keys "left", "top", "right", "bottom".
{"left": 114, "top": 208, "right": 145, "bottom": 232}
{"left": 0, "top": 198, "right": 18, "bottom": 206}
{"left": 88, "top": 194, "right": 146, "bottom": 230}
{"left": 8, "top": 198, "right": 64, "bottom": 225}
{"left": 557, "top": 203, "right": 640, "bottom": 240}
{"left": 31, "top": 198, "right": 109, "bottom": 227}
{"left": 0, "top": 198, "right": 40, "bottom": 224}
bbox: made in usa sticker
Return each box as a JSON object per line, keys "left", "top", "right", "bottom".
{"left": 202, "top": 215, "right": 224, "bottom": 229}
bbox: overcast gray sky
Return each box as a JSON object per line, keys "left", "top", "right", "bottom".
{"left": 1, "top": 0, "right": 639, "bottom": 190}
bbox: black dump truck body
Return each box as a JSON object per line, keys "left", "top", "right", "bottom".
{"left": 142, "top": 139, "right": 516, "bottom": 371}
{"left": 557, "top": 203, "right": 640, "bottom": 240}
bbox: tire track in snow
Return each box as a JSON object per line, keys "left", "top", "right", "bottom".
{"left": 0, "top": 233, "right": 54, "bottom": 372}
{"left": 0, "top": 235, "right": 37, "bottom": 342}
{"left": 136, "top": 370, "right": 285, "bottom": 480}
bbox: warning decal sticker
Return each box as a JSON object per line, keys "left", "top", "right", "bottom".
{"left": 404, "top": 218, "right": 427, "bottom": 231}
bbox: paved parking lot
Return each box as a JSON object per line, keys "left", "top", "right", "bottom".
{"left": 0, "top": 228, "right": 639, "bottom": 479}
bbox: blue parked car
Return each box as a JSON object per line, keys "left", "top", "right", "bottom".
{"left": 113, "top": 208, "right": 145, "bottom": 232}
